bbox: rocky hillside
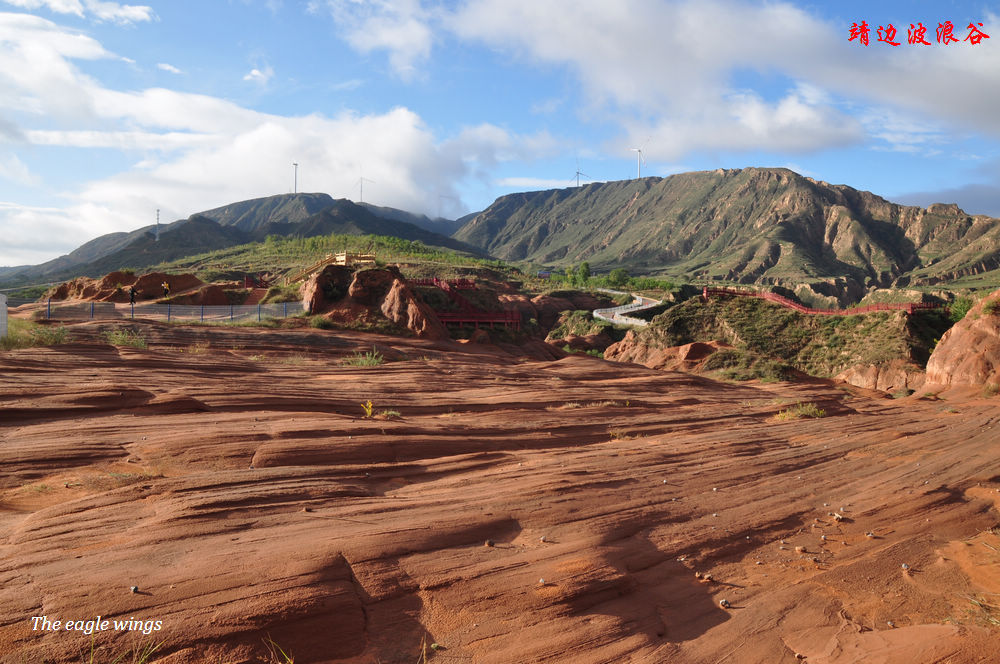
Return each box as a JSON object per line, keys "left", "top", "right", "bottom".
{"left": 925, "top": 289, "right": 1000, "bottom": 390}
{"left": 454, "top": 168, "right": 1000, "bottom": 302}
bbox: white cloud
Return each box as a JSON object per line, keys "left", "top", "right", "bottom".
{"left": 0, "top": 152, "right": 37, "bottom": 185}
{"left": 156, "top": 62, "right": 181, "bottom": 74}
{"left": 448, "top": 0, "right": 1000, "bottom": 159}
{"left": 308, "top": 0, "right": 432, "bottom": 80}
{"left": 497, "top": 176, "right": 579, "bottom": 189}
{"left": 1, "top": 0, "right": 154, "bottom": 23}
{"left": 243, "top": 65, "right": 274, "bottom": 84}
{"left": 0, "top": 14, "right": 557, "bottom": 265}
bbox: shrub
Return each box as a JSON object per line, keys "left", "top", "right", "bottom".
{"left": 774, "top": 402, "right": 826, "bottom": 420}
{"left": 1, "top": 320, "right": 68, "bottom": 350}
{"left": 103, "top": 328, "right": 148, "bottom": 349}
{"left": 342, "top": 350, "right": 384, "bottom": 366}
{"left": 984, "top": 300, "right": 1000, "bottom": 316}
{"left": 309, "top": 315, "right": 334, "bottom": 330}
{"left": 950, "top": 297, "right": 973, "bottom": 323}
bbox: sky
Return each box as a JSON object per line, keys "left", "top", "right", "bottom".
{"left": 1, "top": 0, "right": 998, "bottom": 268}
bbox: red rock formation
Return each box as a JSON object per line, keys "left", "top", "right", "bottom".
{"left": 925, "top": 290, "right": 1000, "bottom": 388}
{"left": 605, "top": 332, "right": 730, "bottom": 372}
{"left": 835, "top": 360, "right": 926, "bottom": 393}
{"left": 303, "top": 266, "right": 448, "bottom": 339}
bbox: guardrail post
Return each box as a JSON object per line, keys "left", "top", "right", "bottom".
{"left": 90, "top": 301, "right": 94, "bottom": 319}
{"left": 167, "top": 304, "right": 171, "bottom": 322}
{"left": 283, "top": 302, "right": 287, "bottom": 318}
{"left": 258, "top": 304, "right": 261, "bottom": 322}
{"left": 201, "top": 305, "right": 204, "bottom": 322}
{"left": 47, "top": 298, "right": 51, "bottom": 320}
{"left": 230, "top": 304, "right": 234, "bottom": 321}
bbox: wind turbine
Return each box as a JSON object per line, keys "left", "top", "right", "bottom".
{"left": 292, "top": 162, "right": 298, "bottom": 194}
{"left": 356, "top": 175, "right": 376, "bottom": 204}
{"left": 573, "top": 159, "right": 589, "bottom": 187}
{"left": 630, "top": 147, "right": 645, "bottom": 179}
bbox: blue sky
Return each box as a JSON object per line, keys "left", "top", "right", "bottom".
{"left": 1, "top": 0, "right": 998, "bottom": 267}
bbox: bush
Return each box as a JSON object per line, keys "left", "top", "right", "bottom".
{"left": 1, "top": 320, "right": 68, "bottom": 350}
{"left": 984, "top": 300, "right": 1000, "bottom": 316}
{"left": 950, "top": 297, "right": 973, "bottom": 323}
{"left": 310, "top": 315, "right": 334, "bottom": 330}
{"left": 342, "top": 350, "right": 384, "bottom": 366}
{"left": 774, "top": 402, "right": 826, "bottom": 420}
{"left": 103, "top": 328, "right": 148, "bottom": 349}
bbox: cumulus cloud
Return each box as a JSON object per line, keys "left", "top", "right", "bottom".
{"left": 447, "top": 0, "right": 1000, "bottom": 158}
{"left": 0, "top": 13, "right": 549, "bottom": 265}
{"left": 243, "top": 65, "right": 274, "bottom": 85}
{"left": 308, "top": 0, "right": 432, "bottom": 80}
{"left": 1, "top": 0, "right": 154, "bottom": 23}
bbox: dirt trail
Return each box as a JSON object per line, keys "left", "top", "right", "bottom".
{"left": 1, "top": 321, "right": 998, "bottom": 663}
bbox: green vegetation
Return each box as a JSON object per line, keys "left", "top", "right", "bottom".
{"left": 547, "top": 310, "right": 616, "bottom": 340}
{"left": 637, "top": 296, "right": 954, "bottom": 380}
{"left": 950, "top": 297, "right": 974, "bottom": 323}
{"left": 1, "top": 319, "right": 67, "bottom": 350}
{"left": 309, "top": 315, "right": 335, "bottom": 330}
{"left": 360, "top": 400, "right": 374, "bottom": 418}
{"left": 103, "top": 328, "right": 148, "bottom": 349}
{"left": 774, "top": 402, "right": 827, "bottom": 420}
{"left": 154, "top": 232, "right": 505, "bottom": 283}
{"left": 984, "top": 300, "right": 1000, "bottom": 316}
{"left": 342, "top": 350, "right": 385, "bottom": 366}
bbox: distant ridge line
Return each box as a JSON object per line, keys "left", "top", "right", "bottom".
{"left": 702, "top": 287, "right": 946, "bottom": 316}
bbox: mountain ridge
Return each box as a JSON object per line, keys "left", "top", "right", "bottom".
{"left": 453, "top": 167, "right": 1000, "bottom": 302}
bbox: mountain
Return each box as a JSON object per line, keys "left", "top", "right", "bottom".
{"left": 359, "top": 202, "right": 466, "bottom": 236}
{"left": 0, "top": 194, "right": 474, "bottom": 287}
{"left": 197, "top": 193, "right": 336, "bottom": 233}
{"left": 453, "top": 167, "right": 1000, "bottom": 301}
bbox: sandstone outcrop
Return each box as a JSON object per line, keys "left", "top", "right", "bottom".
{"left": 925, "top": 290, "right": 1000, "bottom": 388}
{"left": 604, "top": 331, "right": 729, "bottom": 372}
{"left": 303, "top": 266, "right": 449, "bottom": 340}
{"left": 835, "top": 360, "right": 926, "bottom": 393}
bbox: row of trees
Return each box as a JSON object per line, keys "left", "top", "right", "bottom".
{"left": 546, "top": 263, "right": 675, "bottom": 292}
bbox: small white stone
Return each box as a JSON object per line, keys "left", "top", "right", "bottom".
{"left": 538, "top": 578, "right": 545, "bottom": 585}
{"left": 129, "top": 585, "right": 139, "bottom": 594}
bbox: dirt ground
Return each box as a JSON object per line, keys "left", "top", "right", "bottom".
{"left": 1, "top": 320, "right": 999, "bottom": 663}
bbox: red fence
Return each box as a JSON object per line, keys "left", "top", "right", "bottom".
{"left": 436, "top": 311, "right": 522, "bottom": 330}
{"left": 702, "top": 287, "right": 946, "bottom": 316}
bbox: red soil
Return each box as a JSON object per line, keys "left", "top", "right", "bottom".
{"left": 1, "top": 320, "right": 998, "bottom": 663}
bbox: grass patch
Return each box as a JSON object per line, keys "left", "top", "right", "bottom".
{"left": 78, "top": 638, "right": 163, "bottom": 664}
{"left": 103, "top": 328, "right": 147, "bottom": 349}
{"left": 1, "top": 319, "right": 68, "bottom": 350}
{"left": 774, "top": 402, "right": 827, "bottom": 420}
{"left": 982, "top": 383, "right": 999, "bottom": 398}
{"left": 377, "top": 409, "right": 401, "bottom": 419}
{"left": 546, "top": 402, "right": 582, "bottom": 411}
{"left": 309, "top": 315, "right": 335, "bottom": 330}
{"left": 342, "top": 349, "right": 384, "bottom": 366}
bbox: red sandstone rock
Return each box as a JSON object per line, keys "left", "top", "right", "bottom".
{"left": 926, "top": 290, "right": 1000, "bottom": 388}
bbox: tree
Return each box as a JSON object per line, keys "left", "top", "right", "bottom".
{"left": 577, "top": 262, "right": 591, "bottom": 284}
{"left": 608, "top": 268, "right": 628, "bottom": 288}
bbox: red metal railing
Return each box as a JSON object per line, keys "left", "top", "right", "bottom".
{"left": 702, "top": 287, "right": 945, "bottom": 316}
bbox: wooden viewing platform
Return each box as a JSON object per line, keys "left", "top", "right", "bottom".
{"left": 284, "top": 252, "right": 377, "bottom": 285}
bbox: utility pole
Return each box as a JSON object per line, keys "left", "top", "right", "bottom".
{"left": 292, "top": 162, "right": 298, "bottom": 194}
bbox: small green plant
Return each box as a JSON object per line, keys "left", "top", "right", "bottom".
{"left": 1, "top": 319, "right": 68, "bottom": 350}
{"left": 892, "top": 388, "right": 915, "bottom": 399}
{"left": 950, "top": 297, "right": 974, "bottom": 323}
{"left": 361, "top": 400, "right": 374, "bottom": 418}
{"left": 377, "top": 409, "right": 401, "bottom": 419}
{"left": 103, "top": 328, "right": 147, "bottom": 349}
{"left": 79, "top": 638, "right": 163, "bottom": 664}
{"left": 342, "top": 349, "right": 384, "bottom": 366}
{"left": 309, "top": 315, "right": 334, "bottom": 330}
{"left": 774, "top": 402, "right": 826, "bottom": 420}
{"left": 263, "top": 636, "right": 295, "bottom": 663}
{"left": 982, "top": 383, "right": 1000, "bottom": 398}
{"left": 984, "top": 300, "right": 1000, "bottom": 316}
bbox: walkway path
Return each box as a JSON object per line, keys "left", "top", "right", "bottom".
{"left": 593, "top": 288, "right": 662, "bottom": 327}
